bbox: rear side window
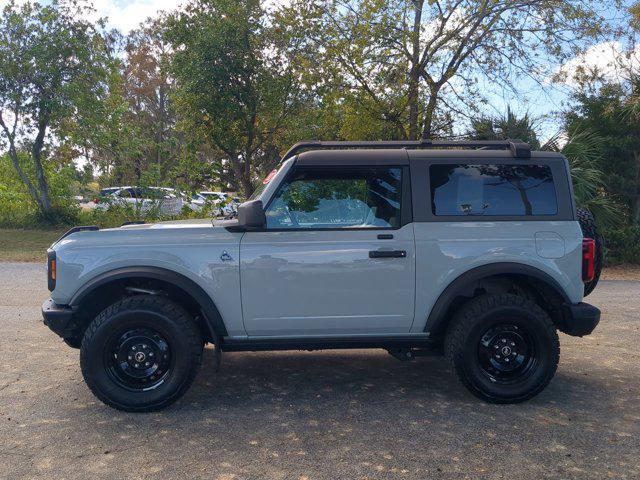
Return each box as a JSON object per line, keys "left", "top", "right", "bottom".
{"left": 430, "top": 164, "right": 557, "bottom": 216}
{"left": 265, "top": 167, "right": 402, "bottom": 229}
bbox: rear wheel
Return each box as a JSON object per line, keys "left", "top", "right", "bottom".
{"left": 445, "top": 294, "right": 559, "bottom": 403}
{"left": 80, "top": 296, "right": 203, "bottom": 412}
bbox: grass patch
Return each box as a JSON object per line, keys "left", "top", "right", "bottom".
{"left": 0, "top": 228, "right": 66, "bottom": 262}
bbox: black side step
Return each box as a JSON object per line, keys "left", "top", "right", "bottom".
{"left": 220, "top": 335, "right": 435, "bottom": 352}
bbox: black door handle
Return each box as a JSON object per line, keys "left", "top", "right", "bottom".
{"left": 369, "top": 250, "right": 407, "bottom": 258}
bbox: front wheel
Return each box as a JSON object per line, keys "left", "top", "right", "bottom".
{"left": 445, "top": 294, "right": 559, "bottom": 404}
{"left": 80, "top": 296, "right": 203, "bottom": 412}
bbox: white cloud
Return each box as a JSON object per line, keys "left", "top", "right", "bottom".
{"left": 555, "top": 41, "right": 640, "bottom": 87}
{"left": 91, "top": 0, "right": 185, "bottom": 33}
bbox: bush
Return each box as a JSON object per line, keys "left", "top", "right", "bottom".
{"left": 0, "top": 191, "right": 38, "bottom": 228}
{"left": 603, "top": 226, "right": 640, "bottom": 266}
{"left": 0, "top": 193, "right": 184, "bottom": 229}
{"left": 0, "top": 189, "right": 83, "bottom": 228}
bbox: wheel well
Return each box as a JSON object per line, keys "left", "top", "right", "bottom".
{"left": 70, "top": 277, "right": 218, "bottom": 343}
{"left": 427, "top": 273, "right": 566, "bottom": 342}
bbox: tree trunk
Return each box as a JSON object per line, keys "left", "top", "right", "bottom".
{"left": 7, "top": 144, "right": 45, "bottom": 211}
{"left": 241, "top": 166, "right": 253, "bottom": 197}
{"left": 407, "top": 1, "right": 424, "bottom": 140}
{"left": 421, "top": 88, "right": 439, "bottom": 140}
{"left": 514, "top": 180, "right": 533, "bottom": 216}
{"left": 31, "top": 112, "right": 52, "bottom": 212}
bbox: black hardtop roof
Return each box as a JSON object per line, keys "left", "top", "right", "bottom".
{"left": 282, "top": 139, "right": 533, "bottom": 160}
{"left": 286, "top": 140, "right": 565, "bottom": 166}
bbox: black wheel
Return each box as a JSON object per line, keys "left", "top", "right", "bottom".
{"left": 576, "top": 207, "right": 603, "bottom": 296}
{"left": 445, "top": 294, "right": 559, "bottom": 404}
{"left": 80, "top": 296, "right": 203, "bottom": 412}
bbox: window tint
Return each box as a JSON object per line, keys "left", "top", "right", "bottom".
{"left": 266, "top": 167, "right": 402, "bottom": 229}
{"left": 430, "top": 164, "right": 557, "bottom": 216}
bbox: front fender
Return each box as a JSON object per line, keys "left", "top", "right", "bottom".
{"left": 69, "top": 266, "right": 228, "bottom": 337}
{"left": 49, "top": 226, "right": 245, "bottom": 336}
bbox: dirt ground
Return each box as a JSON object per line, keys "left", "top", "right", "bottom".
{"left": 0, "top": 262, "right": 639, "bottom": 480}
{"left": 600, "top": 264, "right": 640, "bottom": 281}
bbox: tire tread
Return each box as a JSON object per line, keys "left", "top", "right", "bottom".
{"left": 445, "top": 293, "right": 559, "bottom": 404}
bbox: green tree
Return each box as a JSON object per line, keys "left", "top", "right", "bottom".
{"left": 281, "top": 0, "right": 612, "bottom": 140}
{"left": 543, "top": 128, "right": 621, "bottom": 227}
{"left": 124, "top": 18, "right": 179, "bottom": 183}
{"left": 565, "top": 82, "right": 640, "bottom": 224}
{"left": 66, "top": 58, "right": 147, "bottom": 185}
{"left": 468, "top": 108, "right": 540, "bottom": 149}
{"left": 0, "top": 0, "right": 110, "bottom": 215}
{"left": 165, "top": 0, "right": 310, "bottom": 195}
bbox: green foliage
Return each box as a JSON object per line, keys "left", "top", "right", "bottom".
{"left": 468, "top": 109, "right": 623, "bottom": 228}
{"left": 0, "top": 151, "right": 80, "bottom": 227}
{"left": 165, "top": 0, "right": 327, "bottom": 195}
{"left": 0, "top": 0, "right": 111, "bottom": 212}
{"left": 282, "top": 179, "right": 368, "bottom": 214}
{"left": 543, "top": 127, "right": 622, "bottom": 228}
{"left": 0, "top": 0, "right": 633, "bottom": 244}
{"left": 565, "top": 82, "right": 640, "bottom": 224}
{"left": 282, "top": 0, "right": 609, "bottom": 140}
{"left": 602, "top": 226, "right": 640, "bottom": 265}
{"left": 469, "top": 108, "right": 540, "bottom": 149}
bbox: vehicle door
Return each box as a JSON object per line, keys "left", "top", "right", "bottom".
{"left": 239, "top": 164, "right": 416, "bottom": 336}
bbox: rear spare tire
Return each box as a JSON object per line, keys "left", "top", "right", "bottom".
{"left": 576, "top": 207, "right": 603, "bottom": 296}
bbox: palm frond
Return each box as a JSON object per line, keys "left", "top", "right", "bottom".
{"left": 544, "top": 127, "right": 624, "bottom": 228}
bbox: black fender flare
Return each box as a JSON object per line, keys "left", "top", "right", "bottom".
{"left": 70, "top": 266, "right": 228, "bottom": 338}
{"left": 424, "top": 262, "right": 571, "bottom": 335}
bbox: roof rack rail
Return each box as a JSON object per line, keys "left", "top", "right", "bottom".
{"left": 281, "top": 139, "right": 531, "bottom": 161}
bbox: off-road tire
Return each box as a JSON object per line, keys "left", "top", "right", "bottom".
{"left": 80, "top": 296, "right": 203, "bottom": 412}
{"left": 445, "top": 294, "right": 560, "bottom": 404}
{"left": 576, "top": 207, "right": 603, "bottom": 296}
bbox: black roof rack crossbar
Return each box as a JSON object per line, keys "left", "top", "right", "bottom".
{"left": 281, "top": 139, "right": 531, "bottom": 161}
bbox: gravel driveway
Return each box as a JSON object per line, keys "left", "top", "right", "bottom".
{"left": 0, "top": 262, "right": 638, "bottom": 479}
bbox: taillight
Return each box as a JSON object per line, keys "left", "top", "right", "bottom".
{"left": 582, "top": 238, "right": 595, "bottom": 283}
{"left": 47, "top": 250, "right": 56, "bottom": 291}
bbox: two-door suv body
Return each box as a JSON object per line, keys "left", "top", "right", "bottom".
{"left": 42, "top": 140, "right": 601, "bottom": 411}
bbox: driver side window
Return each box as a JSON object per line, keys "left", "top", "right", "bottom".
{"left": 265, "top": 167, "right": 402, "bottom": 229}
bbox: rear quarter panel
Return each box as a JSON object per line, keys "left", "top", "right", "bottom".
{"left": 411, "top": 220, "right": 584, "bottom": 333}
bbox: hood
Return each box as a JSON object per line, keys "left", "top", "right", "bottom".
{"left": 51, "top": 218, "right": 241, "bottom": 250}
{"left": 112, "top": 218, "right": 216, "bottom": 231}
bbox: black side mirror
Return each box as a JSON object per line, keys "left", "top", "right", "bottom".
{"left": 237, "top": 200, "right": 266, "bottom": 229}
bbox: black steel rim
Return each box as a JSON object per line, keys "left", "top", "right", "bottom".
{"left": 477, "top": 323, "right": 537, "bottom": 383}
{"left": 106, "top": 327, "right": 172, "bottom": 391}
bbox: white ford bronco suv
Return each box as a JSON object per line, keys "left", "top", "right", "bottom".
{"left": 42, "top": 140, "right": 602, "bottom": 411}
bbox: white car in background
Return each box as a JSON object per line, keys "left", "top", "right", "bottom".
{"left": 189, "top": 191, "right": 241, "bottom": 217}
{"left": 96, "top": 186, "right": 183, "bottom": 216}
